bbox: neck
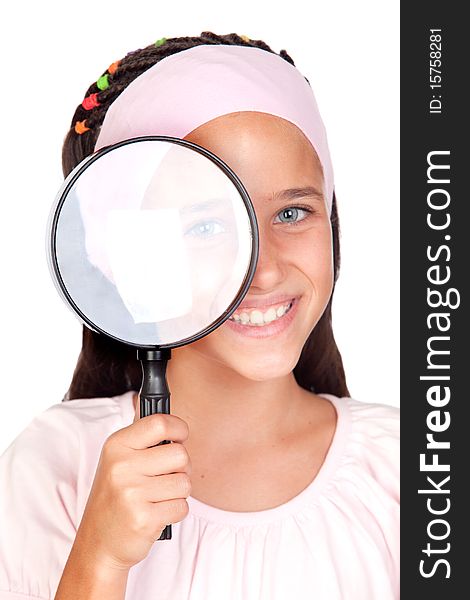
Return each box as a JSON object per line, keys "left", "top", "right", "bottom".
{"left": 166, "top": 345, "right": 306, "bottom": 448}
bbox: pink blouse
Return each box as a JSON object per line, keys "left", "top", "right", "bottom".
{"left": 0, "top": 391, "right": 399, "bottom": 599}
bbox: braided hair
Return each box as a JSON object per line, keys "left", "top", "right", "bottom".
{"left": 62, "top": 31, "right": 349, "bottom": 400}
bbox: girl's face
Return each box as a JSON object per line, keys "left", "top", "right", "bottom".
{"left": 182, "top": 111, "right": 334, "bottom": 381}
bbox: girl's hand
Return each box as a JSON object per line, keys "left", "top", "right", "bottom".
{"left": 73, "top": 400, "right": 192, "bottom": 570}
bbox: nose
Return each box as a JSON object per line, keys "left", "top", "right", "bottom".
{"left": 250, "top": 225, "right": 286, "bottom": 292}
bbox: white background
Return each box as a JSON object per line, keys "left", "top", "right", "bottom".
{"left": 0, "top": 0, "right": 399, "bottom": 454}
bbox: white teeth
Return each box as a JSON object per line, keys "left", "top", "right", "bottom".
{"left": 263, "top": 307, "right": 277, "bottom": 323}
{"left": 250, "top": 310, "right": 264, "bottom": 325}
{"left": 230, "top": 301, "right": 293, "bottom": 326}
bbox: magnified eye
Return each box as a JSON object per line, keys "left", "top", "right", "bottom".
{"left": 185, "top": 220, "right": 226, "bottom": 238}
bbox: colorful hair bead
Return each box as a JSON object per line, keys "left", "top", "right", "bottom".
{"left": 155, "top": 37, "right": 167, "bottom": 47}
{"left": 75, "top": 120, "right": 90, "bottom": 134}
{"left": 108, "top": 61, "right": 120, "bottom": 75}
{"left": 82, "top": 93, "right": 100, "bottom": 110}
{"left": 96, "top": 74, "right": 110, "bottom": 91}
{"left": 240, "top": 34, "right": 250, "bottom": 42}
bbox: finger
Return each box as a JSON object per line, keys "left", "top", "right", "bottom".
{"left": 123, "top": 442, "right": 191, "bottom": 477}
{"left": 149, "top": 498, "right": 190, "bottom": 533}
{"left": 143, "top": 472, "right": 192, "bottom": 503}
{"left": 113, "top": 413, "right": 190, "bottom": 450}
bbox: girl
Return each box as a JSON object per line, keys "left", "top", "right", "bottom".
{"left": 0, "top": 32, "right": 399, "bottom": 600}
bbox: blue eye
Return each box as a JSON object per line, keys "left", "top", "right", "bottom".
{"left": 274, "top": 207, "right": 310, "bottom": 224}
{"left": 185, "top": 220, "right": 225, "bottom": 238}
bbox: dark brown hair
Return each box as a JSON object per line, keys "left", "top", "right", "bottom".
{"left": 62, "top": 32, "right": 350, "bottom": 400}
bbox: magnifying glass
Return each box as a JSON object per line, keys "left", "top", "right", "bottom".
{"left": 47, "top": 136, "right": 259, "bottom": 540}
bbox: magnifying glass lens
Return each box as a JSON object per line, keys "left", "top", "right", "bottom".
{"left": 48, "top": 137, "right": 258, "bottom": 347}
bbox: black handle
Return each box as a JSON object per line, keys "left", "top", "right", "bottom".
{"left": 138, "top": 348, "right": 172, "bottom": 541}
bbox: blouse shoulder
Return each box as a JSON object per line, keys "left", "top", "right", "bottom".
{"left": 319, "top": 396, "right": 399, "bottom": 503}
{"left": 311, "top": 396, "right": 400, "bottom": 597}
{"left": 344, "top": 397, "right": 400, "bottom": 500}
{"left": 0, "top": 392, "right": 132, "bottom": 599}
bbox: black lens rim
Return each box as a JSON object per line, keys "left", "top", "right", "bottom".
{"left": 48, "top": 135, "right": 259, "bottom": 349}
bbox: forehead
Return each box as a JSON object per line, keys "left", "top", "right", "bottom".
{"left": 184, "top": 111, "right": 324, "bottom": 199}
{"left": 186, "top": 111, "right": 316, "bottom": 150}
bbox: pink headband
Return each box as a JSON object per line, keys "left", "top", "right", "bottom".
{"left": 95, "top": 44, "right": 334, "bottom": 214}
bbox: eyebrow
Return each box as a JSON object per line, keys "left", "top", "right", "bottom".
{"left": 178, "top": 186, "right": 324, "bottom": 215}
{"left": 179, "top": 198, "right": 231, "bottom": 215}
{"left": 273, "top": 186, "right": 324, "bottom": 203}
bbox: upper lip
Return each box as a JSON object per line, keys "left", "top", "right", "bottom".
{"left": 234, "top": 295, "right": 297, "bottom": 311}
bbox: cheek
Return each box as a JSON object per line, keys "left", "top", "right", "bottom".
{"left": 280, "top": 225, "right": 334, "bottom": 291}
{"left": 313, "top": 231, "right": 335, "bottom": 291}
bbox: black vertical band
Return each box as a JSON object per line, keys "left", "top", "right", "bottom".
{"left": 401, "top": 3, "right": 468, "bottom": 596}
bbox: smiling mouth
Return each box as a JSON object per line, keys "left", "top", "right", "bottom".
{"left": 228, "top": 300, "right": 294, "bottom": 327}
